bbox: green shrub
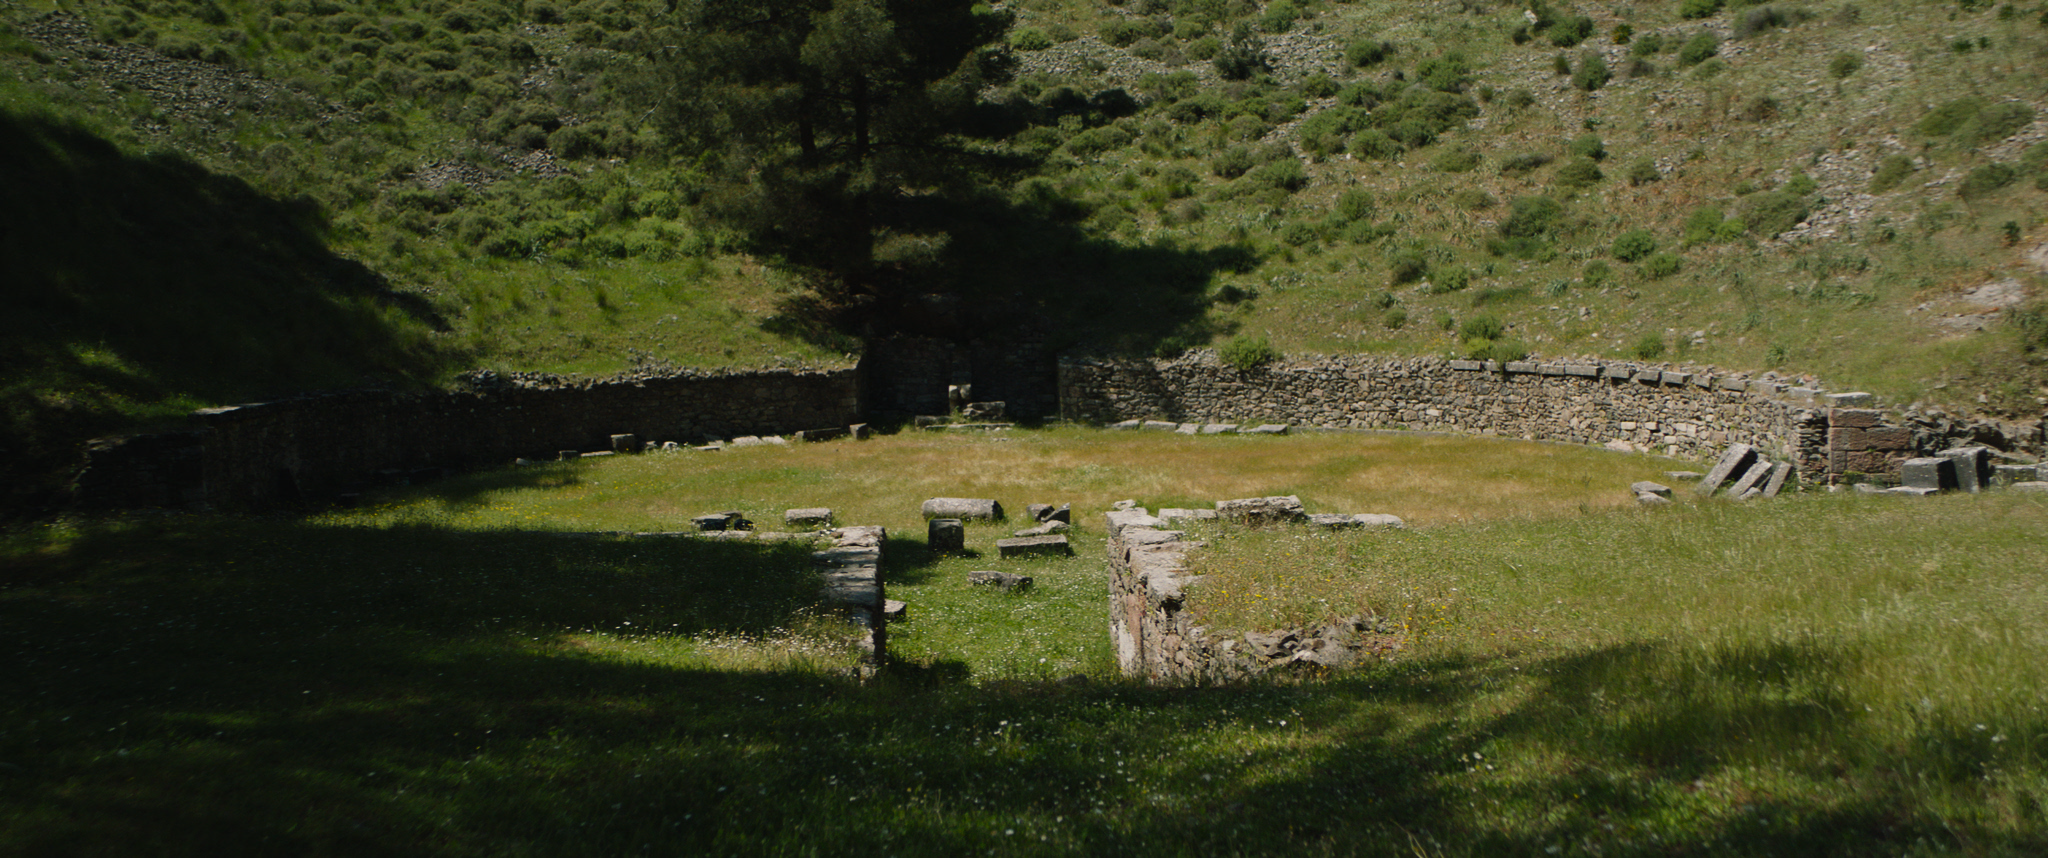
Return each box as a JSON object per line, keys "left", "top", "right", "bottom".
{"left": 1470, "top": 285, "right": 1530, "bottom": 306}
{"left": 1682, "top": 206, "right": 1742, "bottom": 244}
{"left": 1740, "top": 190, "right": 1811, "bottom": 237}
{"left": 1350, "top": 129, "right": 1404, "bottom": 159}
{"left": 1567, "top": 134, "right": 1607, "bottom": 161}
{"left": 1869, "top": 154, "right": 1915, "bottom": 193}
{"left": 2019, "top": 142, "right": 2048, "bottom": 174}
{"left": 1210, "top": 145, "right": 1257, "bottom": 178}
{"left": 1735, "top": 6, "right": 1811, "bottom": 38}
{"left": 1828, "top": 51, "right": 1863, "bottom": 78}
{"left": 1552, "top": 52, "right": 1573, "bottom": 75}
{"left": 1388, "top": 250, "right": 1429, "bottom": 285}
{"left": 1626, "top": 158, "right": 1661, "bottom": 186}
{"left": 1346, "top": 38, "right": 1393, "bottom": 66}
{"left": 1499, "top": 195, "right": 1564, "bottom": 239}
{"left": 1916, "top": 98, "right": 1987, "bottom": 137}
{"left": 1298, "top": 73, "right": 1339, "bottom": 99}
{"left": 1416, "top": 52, "right": 1473, "bottom": 93}
{"left": 1613, "top": 23, "right": 1634, "bottom": 44}
{"left": 1583, "top": 261, "right": 1612, "bottom": 287}
{"left": 1101, "top": 18, "right": 1168, "bottom": 47}
{"left": 1260, "top": 0, "right": 1302, "bottom": 32}
{"left": 1738, "top": 96, "right": 1782, "bottom": 122}
{"left": 1549, "top": 15, "right": 1595, "bottom": 47}
{"left": 1571, "top": 52, "right": 1611, "bottom": 91}
{"left": 1433, "top": 148, "right": 1482, "bottom": 172}
{"left": 1382, "top": 307, "right": 1408, "bottom": 329}
{"left": 1188, "top": 35, "right": 1222, "bottom": 60}
{"left": 1629, "top": 332, "right": 1668, "bottom": 359}
{"left": 1500, "top": 152, "right": 1553, "bottom": 176}
{"left": 1335, "top": 189, "right": 1375, "bottom": 221}
{"left": 1430, "top": 266, "right": 1473, "bottom": 293}
{"left": 1246, "top": 158, "right": 1308, "bottom": 193}
{"left": 1505, "top": 88, "right": 1536, "bottom": 109}
{"left": 1680, "top": 0, "right": 1723, "bottom": 19}
{"left": 1297, "top": 107, "right": 1370, "bottom": 156}
{"left": 1612, "top": 229, "right": 1658, "bottom": 262}
{"left": 1643, "top": 252, "right": 1682, "bottom": 278}
{"left": 1453, "top": 188, "right": 1496, "bottom": 210}
{"left": 1959, "top": 103, "right": 2036, "bottom": 147}
{"left": 1678, "top": 32, "right": 1720, "bottom": 65}
{"left": 1958, "top": 163, "right": 2018, "bottom": 199}
{"left": 1632, "top": 33, "right": 1664, "bottom": 56}
{"left": 1009, "top": 27, "right": 1053, "bottom": 51}
{"left": 1213, "top": 34, "right": 1269, "bottom": 80}
{"left": 1553, "top": 156, "right": 1605, "bottom": 190}
{"left": 1460, "top": 313, "right": 1505, "bottom": 341}
{"left": 1219, "top": 334, "right": 1279, "bottom": 371}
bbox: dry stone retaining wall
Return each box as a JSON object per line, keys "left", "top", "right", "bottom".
{"left": 1057, "top": 351, "right": 2035, "bottom": 483}
{"left": 74, "top": 367, "right": 860, "bottom": 510}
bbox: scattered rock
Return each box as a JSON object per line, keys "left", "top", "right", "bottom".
{"left": 967, "top": 570, "right": 1033, "bottom": 592}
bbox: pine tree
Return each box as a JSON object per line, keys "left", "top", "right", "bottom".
{"left": 654, "top": 0, "right": 1015, "bottom": 332}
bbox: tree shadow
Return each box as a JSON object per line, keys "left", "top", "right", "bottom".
{"left": 5, "top": 517, "right": 2043, "bottom": 856}
{"left": 0, "top": 110, "right": 450, "bottom": 515}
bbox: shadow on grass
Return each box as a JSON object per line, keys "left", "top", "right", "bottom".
{"left": 389, "top": 462, "right": 592, "bottom": 515}
{"left": 0, "top": 109, "right": 450, "bottom": 515}
{"left": 3, "top": 516, "right": 2044, "bottom": 856}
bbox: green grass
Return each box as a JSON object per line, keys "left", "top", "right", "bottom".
{"left": 8, "top": 431, "right": 2048, "bottom": 854}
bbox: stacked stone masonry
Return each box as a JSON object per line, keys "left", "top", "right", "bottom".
{"left": 1060, "top": 352, "right": 2047, "bottom": 484}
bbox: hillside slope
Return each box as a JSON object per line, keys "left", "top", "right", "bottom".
{"left": 3, "top": 0, "right": 2047, "bottom": 509}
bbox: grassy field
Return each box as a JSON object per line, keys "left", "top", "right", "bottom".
{"left": 5, "top": 429, "right": 2047, "bottom": 855}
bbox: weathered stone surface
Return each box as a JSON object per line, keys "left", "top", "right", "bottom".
{"left": 920, "top": 497, "right": 1003, "bottom": 520}
{"left": 1142, "top": 420, "right": 1178, "bottom": 431}
{"left": 883, "top": 600, "right": 907, "bottom": 621}
{"left": 1175, "top": 423, "right": 1200, "bottom": 435}
{"left": 2012, "top": 481, "right": 2048, "bottom": 493}
{"left": 1630, "top": 481, "right": 1673, "bottom": 498}
{"left": 610, "top": 433, "right": 639, "bottom": 453}
{"left": 1830, "top": 408, "right": 1885, "bottom": 429}
{"left": 1350, "top": 513, "right": 1406, "bottom": 529}
{"left": 1244, "top": 630, "right": 1299, "bottom": 659}
{"left": 1123, "top": 528, "right": 1186, "bottom": 546}
{"left": 795, "top": 426, "right": 847, "bottom": 442}
{"left": 1887, "top": 486, "right": 1940, "bottom": 496}
{"left": 1105, "top": 509, "right": 1164, "bottom": 537}
{"left": 1112, "top": 499, "right": 1138, "bottom": 510}
{"left": 1111, "top": 419, "right": 1142, "bottom": 430}
{"left": 1826, "top": 392, "right": 1875, "bottom": 407}
{"left": 729, "top": 435, "right": 766, "bottom": 447}
{"left": 962, "top": 401, "right": 1006, "bottom": 421}
{"left": 1216, "top": 495, "right": 1306, "bottom": 523}
{"left": 1727, "top": 459, "right": 1774, "bottom": 497}
{"left": 1047, "top": 503, "right": 1071, "bottom": 523}
{"left": 927, "top": 518, "right": 965, "bottom": 553}
{"left": 1201, "top": 423, "right": 1238, "bottom": 434}
{"left": 849, "top": 423, "right": 872, "bottom": 440}
{"left": 1013, "top": 521, "right": 1070, "bottom": 537}
{"left": 1307, "top": 513, "right": 1362, "bottom": 528}
{"left": 1696, "top": 443, "right": 1757, "bottom": 496}
{"left": 660, "top": 441, "right": 683, "bottom": 452}
{"left": 1026, "top": 503, "right": 1052, "bottom": 521}
{"left": 1762, "top": 462, "right": 1793, "bottom": 497}
{"left": 1637, "top": 492, "right": 1673, "bottom": 506}
{"left": 1829, "top": 426, "right": 1913, "bottom": 450}
{"left": 1942, "top": 447, "right": 1989, "bottom": 493}
{"left": 784, "top": 508, "right": 833, "bottom": 528}
{"left": 1157, "top": 508, "right": 1219, "bottom": 523}
{"left": 692, "top": 512, "right": 744, "bottom": 531}
{"left": 1900, "top": 457, "right": 1956, "bottom": 491}
{"left": 1245, "top": 424, "right": 1290, "bottom": 435}
{"left": 1993, "top": 464, "right": 2038, "bottom": 486}
{"left": 996, "top": 535, "right": 1072, "bottom": 558}
{"left": 1664, "top": 470, "right": 1705, "bottom": 481}
{"left": 967, "top": 570, "right": 1032, "bottom": 592}
{"left": 1449, "top": 360, "right": 1482, "bottom": 371}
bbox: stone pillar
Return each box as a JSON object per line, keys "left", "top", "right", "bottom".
{"left": 928, "top": 518, "right": 965, "bottom": 553}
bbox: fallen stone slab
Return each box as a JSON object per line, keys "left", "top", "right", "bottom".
{"left": 1157, "top": 508, "right": 1219, "bottom": 523}
{"left": 967, "top": 571, "right": 1033, "bottom": 592}
{"left": 1142, "top": 420, "right": 1179, "bottom": 431}
{"left": 1726, "top": 459, "right": 1775, "bottom": 497}
{"left": 660, "top": 441, "right": 683, "bottom": 452}
{"left": 2010, "top": 480, "right": 2048, "bottom": 492}
{"left": 1046, "top": 503, "right": 1071, "bottom": 523}
{"left": 921, "top": 497, "right": 1004, "bottom": 520}
{"left": 692, "top": 511, "right": 751, "bottom": 532}
{"left": 1026, "top": 503, "right": 1052, "bottom": 521}
{"left": 996, "top": 535, "right": 1072, "bottom": 558}
{"left": 1993, "top": 464, "right": 2039, "bottom": 486}
{"left": 962, "top": 401, "right": 1005, "bottom": 421}
{"left": 784, "top": 508, "right": 833, "bottom": 528}
{"left": 1887, "top": 486, "right": 1940, "bottom": 496}
{"left": 1349, "top": 513, "right": 1407, "bottom": 529}
{"left": 795, "top": 427, "right": 847, "bottom": 442}
{"left": 1216, "top": 495, "right": 1306, "bottom": 524}
{"left": 1900, "top": 457, "right": 1956, "bottom": 492}
{"left": 1637, "top": 492, "right": 1673, "bottom": 506}
{"left": 610, "top": 434, "right": 639, "bottom": 453}
{"left": 1306, "top": 513, "right": 1359, "bottom": 528}
{"left": 729, "top": 436, "right": 766, "bottom": 447}
{"left": 849, "top": 423, "right": 873, "bottom": 440}
{"left": 1111, "top": 419, "right": 1142, "bottom": 430}
{"left": 1942, "top": 447, "right": 1989, "bottom": 494}
{"left": 1245, "top": 424, "right": 1291, "bottom": 435}
{"left": 1112, "top": 499, "right": 1139, "bottom": 510}
{"left": 1013, "top": 521, "right": 1071, "bottom": 537}
{"left": 1201, "top": 423, "right": 1239, "bottom": 434}
{"left": 1176, "top": 423, "right": 1200, "bottom": 435}
{"left": 1695, "top": 444, "right": 1757, "bottom": 496}
{"left": 1761, "top": 462, "right": 1793, "bottom": 497}
{"left": 1631, "top": 481, "right": 1673, "bottom": 498}
{"left": 927, "top": 518, "right": 965, "bottom": 553}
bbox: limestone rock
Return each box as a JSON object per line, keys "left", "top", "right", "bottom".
{"left": 997, "top": 535, "right": 1072, "bottom": 558}
{"left": 927, "top": 518, "right": 965, "bottom": 553}
{"left": 1216, "top": 495, "right": 1306, "bottom": 524}
{"left": 967, "top": 570, "right": 1032, "bottom": 592}
{"left": 784, "top": 508, "right": 833, "bottom": 528}
{"left": 1630, "top": 481, "right": 1673, "bottom": 498}
{"left": 921, "top": 497, "right": 1003, "bottom": 520}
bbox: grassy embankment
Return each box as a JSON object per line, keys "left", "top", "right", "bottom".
{"left": 5, "top": 428, "right": 2046, "bottom": 855}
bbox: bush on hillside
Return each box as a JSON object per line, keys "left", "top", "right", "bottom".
{"left": 1009, "top": 27, "right": 1053, "bottom": 51}
{"left": 1739, "top": 189, "right": 1811, "bottom": 237}
{"left": 1346, "top": 38, "right": 1394, "bottom": 67}
{"left": 1210, "top": 145, "right": 1258, "bottom": 178}
{"left": 1735, "top": 6, "right": 1813, "bottom": 38}
{"left": 1335, "top": 189, "right": 1375, "bottom": 222}
{"left": 1460, "top": 314, "right": 1505, "bottom": 341}
{"left": 1553, "top": 156, "right": 1605, "bottom": 190}
{"left": 1213, "top": 33, "right": 1270, "bottom": 80}
{"left": 1500, "top": 152, "right": 1553, "bottom": 176}
{"left": 1567, "top": 134, "right": 1607, "bottom": 161}
{"left": 1388, "top": 250, "right": 1428, "bottom": 285}
{"left": 1417, "top": 52, "right": 1474, "bottom": 93}
{"left": 1682, "top": 205, "right": 1744, "bottom": 244}
{"left": 1643, "top": 252, "right": 1683, "bottom": 278}
{"left": 1916, "top": 98, "right": 1987, "bottom": 137}
{"left": 1958, "top": 103, "right": 2036, "bottom": 147}
{"left": 1612, "top": 229, "right": 1659, "bottom": 262}
{"left": 1869, "top": 154, "right": 1915, "bottom": 193}
{"left": 1245, "top": 158, "right": 1308, "bottom": 193}
{"left": 1958, "top": 163, "right": 2018, "bottom": 199}
{"left": 1433, "top": 148, "right": 1482, "bottom": 173}
{"left": 1828, "top": 51, "right": 1863, "bottom": 78}
{"left": 1572, "top": 52, "right": 1611, "bottom": 91}
{"left": 1679, "top": 0, "right": 1723, "bottom": 19}
{"left": 1678, "top": 32, "right": 1720, "bottom": 65}
{"left": 1219, "top": 334, "right": 1278, "bottom": 371}
{"left": 1626, "top": 158, "right": 1661, "bottom": 186}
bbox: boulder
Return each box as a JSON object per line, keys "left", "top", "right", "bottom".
{"left": 1900, "top": 457, "right": 1956, "bottom": 492}
{"left": 1013, "top": 521, "right": 1070, "bottom": 537}
{"left": 1630, "top": 481, "right": 1673, "bottom": 498}
{"left": 882, "top": 600, "right": 908, "bottom": 621}
{"left": 920, "top": 497, "right": 1003, "bottom": 520}
{"left": 784, "top": 508, "right": 834, "bottom": 528}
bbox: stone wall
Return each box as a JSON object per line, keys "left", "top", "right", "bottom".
{"left": 1058, "top": 351, "right": 2018, "bottom": 482}
{"left": 861, "top": 335, "right": 1058, "bottom": 421}
{"left": 74, "top": 366, "right": 861, "bottom": 510}
{"left": 1106, "top": 508, "right": 1386, "bottom": 683}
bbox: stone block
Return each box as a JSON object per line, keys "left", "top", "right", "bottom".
{"left": 1026, "top": 503, "right": 1052, "bottom": 521}
{"left": 1307, "top": 513, "right": 1361, "bottom": 529}
{"left": 1726, "top": 459, "right": 1774, "bottom": 497}
{"left": 1637, "top": 492, "right": 1672, "bottom": 506}
{"left": 961, "top": 401, "right": 1006, "bottom": 421}
{"left": 1013, "top": 521, "right": 1070, "bottom": 537}
{"left": 997, "top": 535, "right": 1072, "bottom": 558}
{"left": 1825, "top": 392, "right": 1875, "bottom": 408}
{"left": 610, "top": 434, "right": 639, "bottom": 453}
{"left": 883, "top": 600, "right": 908, "bottom": 621}
{"left": 1538, "top": 364, "right": 1568, "bottom": 376}
{"left": 2012, "top": 481, "right": 2048, "bottom": 493}
{"left": 927, "top": 518, "right": 965, "bottom": 553}
{"left": 1830, "top": 408, "right": 1885, "bottom": 429}
{"left": 784, "top": 508, "right": 833, "bottom": 528}
{"left": 849, "top": 423, "right": 873, "bottom": 440}
{"left": 1505, "top": 361, "right": 1538, "bottom": 374}
{"left": 1718, "top": 377, "right": 1749, "bottom": 391}
{"left": 1349, "top": 513, "right": 1407, "bottom": 529}
{"left": 1565, "top": 364, "right": 1599, "bottom": 377}
{"left": 1695, "top": 443, "right": 1757, "bottom": 496}
{"left": 1157, "top": 508, "right": 1218, "bottom": 523}
{"left": 1660, "top": 372, "right": 1690, "bottom": 386}
{"left": 692, "top": 513, "right": 734, "bottom": 531}
{"left": 796, "top": 427, "right": 848, "bottom": 442}
{"left": 1047, "top": 503, "right": 1071, "bottom": 523}
{"left": 1634, "top": 370, "right": 1662, "bottom": 385}
{"left": 1829, "top": 426, "right": 1912, "bottom": 451}
{"left": 1176, "top": 423, "right": 1200, "bottom": 435}
{"left": 1830, "top": 449, "right": 1903, "bottom": 476}
{"left": 1887, "top": 486, "right": 1940, "bottom": 496}
{"left": 1201, "top": 423, "right": 1239, "bottom": 434}
{"left": 967, "top": 570, "right": 1033, "bottom": 592}
{"left": 921, "top": 497, "right": 1003, "bottom": 520}
{"left": 1992, "top": 464, "right": 2037, "bottom": 487}
{"left": 1900, "top": 457, "right": 1956, "bottom": 492}
{"left": 1941, "top": 447, "right": 1989, "bottom": 493}
{"left": 1142, "top": 420, "right": 1179, "bottom": 431}
{"left": 1111, "top": 419, "right": 1142, "bottom": 430}
{"left": 1631, "top": 481, "right": 1673, "bottom": 498}
{"left": 1664, "top": 471, "right": 1705, "bottom": 482}
{"left": 1246, "top": 424, "right": 1290, "bottom": 435}
{"left": 1449, "top": 360, "right": 1482, "bottom": 371}
{"left": 1762, "top": 462, "right": 1793, "bottom": 497}
{"left": 1105, "top": 509, "right": 1165, "bottom": 537}
{"left": 1216, "top": 495, "right": 1306, "bottom": 524}
{"left": 1748, "top": 380, "right": 1783, "bottom": 396}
